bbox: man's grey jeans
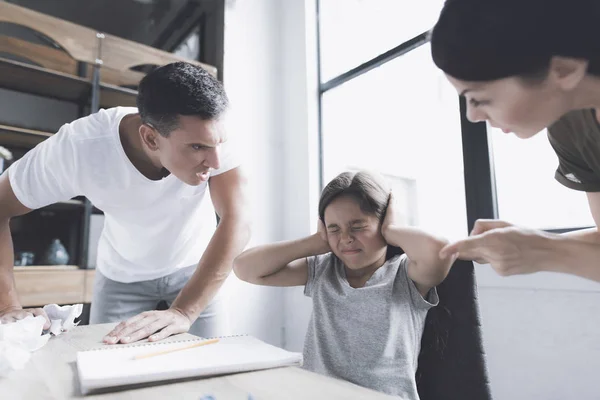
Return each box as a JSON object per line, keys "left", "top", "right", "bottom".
{"left": 89, "top": 265, "right": 229, "bottom": 338}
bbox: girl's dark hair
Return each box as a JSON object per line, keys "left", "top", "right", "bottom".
{"left": 318, "top": 171, "right": 403, "bottom": 259}
{"left": 430, "top": 0, "right": 600, "bottom": 82}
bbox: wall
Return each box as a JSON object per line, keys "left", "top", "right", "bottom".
{"left": 218, "top": 0, "right": 288, "bottom": 346}
{"left": 219, "top": 0, "right": 320, "bottom": 350}
{"left": 476, "top": 266, "right": 600, "bottom": 400}
{"left": 277, "top": 0, "right": 320, "bottom": 351}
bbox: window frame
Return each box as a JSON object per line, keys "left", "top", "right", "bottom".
{"left": 315, "top": 0, "right": 586, "bottom": 234}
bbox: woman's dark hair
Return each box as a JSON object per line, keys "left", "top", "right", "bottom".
{"left": 136, "top": 62, "right": 229, "bottom": 136}
{"left": 430, "top": 0, "right": 600, "bottom": 82}
{"left": 318, "top": 171, "right": 404, "bottom": 259}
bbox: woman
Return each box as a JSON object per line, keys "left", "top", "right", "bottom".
{"left": 431, "top": 0, "right": 600, "bottom": 282}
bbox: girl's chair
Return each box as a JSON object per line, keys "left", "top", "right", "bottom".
{"left": 416, "top": 259, "right": 492, "bottom": 400}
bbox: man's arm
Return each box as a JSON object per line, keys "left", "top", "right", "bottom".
{"left": 105, "top": 167, "right": 250, "bottom": 343}
{"left": 439, "top": 192, "right": 600, "bottom": 282}
{"left": 170, "top": 167, "right": 251, "bottom": 321}
{"left": 0, "top": 173, "right": 51, "bottom": 328}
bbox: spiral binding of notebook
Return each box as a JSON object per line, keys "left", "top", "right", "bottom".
{"left": 84, "top": 333, "right": 249, "bottom": 352}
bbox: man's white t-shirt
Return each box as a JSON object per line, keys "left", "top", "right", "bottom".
{"left": 8, "top": 107, "right": 239, "bottom": 283}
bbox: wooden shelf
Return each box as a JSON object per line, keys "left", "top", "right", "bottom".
{"left": 0, "top": 57, "right": 138, "bottom": 108}
{"left": 14, "top": 267, "right": 95, "bottom": 307}
{"left": 0, "top": 57, "right": 91, "bottom": 103}
{"left": 100, "top": 82, "right": 138, "bottom": 108}
{"left": 1, "top": 1, "right": 221, "bottom": 311}
{"left": 14, "top": 265, "right": 79, "bottom": 272}
{"left": 0, "top": 124, "right": 53, "bottom": 147}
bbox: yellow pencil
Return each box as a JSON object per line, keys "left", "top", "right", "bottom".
{"left": 133, "top": 338, "right": 220, "bottom": 360}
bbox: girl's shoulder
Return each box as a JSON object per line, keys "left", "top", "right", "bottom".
{"left": 307, "top": 252, "right": 335, "bottom": 270}
{"left": 305, "top": 252, "right": 341, "bottom": 297}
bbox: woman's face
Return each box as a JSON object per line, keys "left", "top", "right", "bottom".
{"left": 446, "top": 74, "right": 569, "bottom": 139}
{"left": 323, "top": 195, "right": 387, "bottom": 271}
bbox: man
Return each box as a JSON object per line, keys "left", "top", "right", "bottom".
{"left": 0, "top": 62, "right": 250, "bottom": 344}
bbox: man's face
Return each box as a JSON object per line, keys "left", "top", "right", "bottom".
{"left": 155, "top": 116, "right": 226, "bottom": 186}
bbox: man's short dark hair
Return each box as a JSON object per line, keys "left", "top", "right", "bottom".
{"left": 136, "top": 62, "right": 229, "bottom": 136}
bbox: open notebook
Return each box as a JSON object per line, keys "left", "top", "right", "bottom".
{"left": 76, "top": 335, "right": 303, "bottom": 394}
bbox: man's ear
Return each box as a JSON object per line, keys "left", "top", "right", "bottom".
{"left": 140, "top": 124, "right": 160, "bottom": 151}
{"left": 548, "top": 56, "right": 588, "bottom": 91}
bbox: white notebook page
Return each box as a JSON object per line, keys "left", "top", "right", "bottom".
{"left": 77, "top": 336, "right": 303, "bottom": 393}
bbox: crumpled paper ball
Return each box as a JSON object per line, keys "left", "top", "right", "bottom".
{"left": 0, "top": 315, "right": 48, "bottom": 377}
{"left": 44, "top": 303, "right": 83, "bottom": 336}
{"left": 0, "top": 342, "right": 31, "bottom": 377}
{"left": 0, "top": 315, "right": 49, "bottom": 351}
{"left": 0, "top": 303, "right": 82, "bottom": 377}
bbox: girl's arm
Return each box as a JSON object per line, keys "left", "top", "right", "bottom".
{"left": 233, "top": 227, "right": 331, "bottom": 287}
{"left": 382, "top": 194, "right": 455, "bottom": 296}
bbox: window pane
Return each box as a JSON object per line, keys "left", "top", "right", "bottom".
{"left": 491, "top": 127, "right": 594, "bottom": 230}
{"left": 319, "top": 0, "right": 444, "bottom": 82}
{"left": 321, "top": 44, "right": 467, "bottom": 241}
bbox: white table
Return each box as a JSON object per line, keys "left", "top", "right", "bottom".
{"left": 0, "top": 323, "right": 398, "bottom": 399}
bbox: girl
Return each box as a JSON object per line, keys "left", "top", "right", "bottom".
{"left": 431, "top": 0, "right": 600, "bottom": 282}
{"left": 233, "top": 171, "right": 455, "bottom": 398}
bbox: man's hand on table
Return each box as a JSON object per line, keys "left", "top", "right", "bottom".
{"left": 103, "top": 308, "right": 192, "bottom": 344}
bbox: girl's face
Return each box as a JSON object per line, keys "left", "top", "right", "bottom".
{"left": 323, "top": 195, "right": 387, "bottom": 271}
{"left": 446, "top": 74, "right": 569, "bottom": 139}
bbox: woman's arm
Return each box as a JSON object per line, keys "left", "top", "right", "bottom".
{"left": 438, "top": 192, "right": 600, "bottom": 282}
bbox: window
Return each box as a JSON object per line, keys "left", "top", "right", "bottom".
{"left": 490, "top": 127, "right": 595, "bottom": 230}
{"left": 319, "top": 0, "right": 444, "bottom": 82}
{"left": 320, "top": 44, "right": 467, "bottom": 240}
